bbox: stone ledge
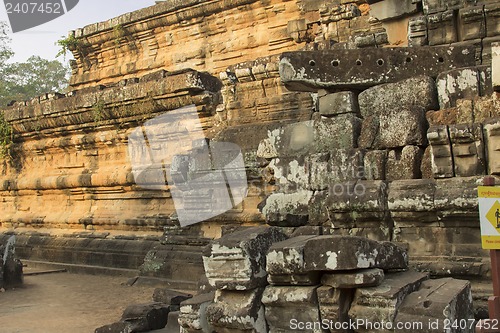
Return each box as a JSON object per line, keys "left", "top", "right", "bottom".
{"left": 279, "top": 46, "right": 476, "bottom": 91}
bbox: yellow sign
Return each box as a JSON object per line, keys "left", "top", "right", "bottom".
{"left": 478, "top": 186, "right": 500, "bottom": 249}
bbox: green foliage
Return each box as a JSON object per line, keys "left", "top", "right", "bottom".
{"left": 0, "top": 56, "right": 69, "bottom": 106}
{"left": 92, "top": 99, "right": 106, "bottom": 125}
{"left": 113, "top": 24, "right": 125, "bottom": 46}
{"left": 0, "top": 111, "right": 11, "bottom": 158}
{"left": 56, "top": 34, "right": 81, "bottom": 59}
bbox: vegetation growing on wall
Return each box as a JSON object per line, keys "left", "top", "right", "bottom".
{"left": 56, "top": 34, "right": 82, "bottom": 59}
{"left": 0, "top": 111, "right": 11, "bottom": 158}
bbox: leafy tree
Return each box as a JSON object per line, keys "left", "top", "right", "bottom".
{"left": 0, "top": 21, "right": 69, "bottom": 107}
{"left": 2, "top": 56, "right": 69, "bottom": 104}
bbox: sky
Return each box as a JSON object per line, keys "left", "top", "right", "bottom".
{"left": 0, "top": 0, "right": 157, "bottom": 63}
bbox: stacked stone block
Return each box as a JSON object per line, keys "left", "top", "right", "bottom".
{"left": 194, "top": 229, "right": 475, "bottom": 333}
{"left": 200, "top": 226, "right": 288, "bottom": 332}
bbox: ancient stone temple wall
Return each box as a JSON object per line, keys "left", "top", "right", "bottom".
{"left": 1, "top": 0, "right": 500, "bottom": 315}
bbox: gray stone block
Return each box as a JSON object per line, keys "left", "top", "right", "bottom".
{"left": 349, "top": 271, "right": 429, "bottom": 327}
{"left": 434, "top": 176, "right": 482, "bottom": 226}
{"left": 449, "top": 123, "right": 486, "bottom": 177}
{"left": 152, "top": 289, "right": 192, "bottom": 307}
{"left": 427, "top": 125, "right": 454, "bottom": 178}
{"left": 458, "top": 6, "right": 486, "bottom": 41}
{"left": 202, "top": 226, "right": 288, "bottom": 290}
{"left": 388, "top": 179, "right": 438, "bottom": 226}
{"left": 408, "top": 16, "right": 428, "bottom": 47}
{"left": 121, "top": 302, "right": 170, "bottom": 332}
{"left": 279, "top": 46, "right": 476, "bottom": 91}
{"left": 392, "top": 226, "right": 487, "bottom": 277}
{"left": 95, "top": 322, "right": 133, "bottom": 333}
{"left": 314, "top": 115, "right": 362, "bottom": 150}
{"left": 322, "top": 180, "right": 389, "bottom": 229}
{"left": 369, "top": 0, "right": 418, "bottom": 21}
{"left": 386, "top": 146, "right": 424, "bottom": 180}
{"left": 318, "top": 91, "right": 359, "bottom": 116}
{"left": 329, "top": 148, "right": 365, "bottom": 183}
{"left": 303, "top": 235, "right": 408, "bottom": 271}
{"left": 267, "top": 235, "right": 321, "bottom": 285}
{"left": 422, "top": 0, "right": 460, "bottom": 15}
{"left": 178, "top": 292, "right": 214, "bottom": 333}
{"left": 321, "top": 268, "right": 384, "bottom": 289}
{"left": 306, "top": 153, "right": 330, "bottom": 191}
{"left": 266, "top": 235, "right": 315, "bottom": 276}
{"left": 428, "top": 10, "right": 457, "bottom": 45}
{"left": 269, "top": 117, "right": 361, "bottom": 158}
{"left": 485, "top": 3, "right": 500, "bottom": 37}
{"left": 358, "top": 76, "right": 436, "bottom": 149}
{"left": 395, "top": 278, "right": 474, "bottom": 333}
{"left": 364, "top": 150, "right": 387, "bottom": 180}
{"left": 206, "top": 288, "right": 267, "bottom": 333}
{"left": 317, "top": 286, "right": 354, "bottom": 333}
{"left": 262, "top": 286, "right": 322, "bottom": 333}
{"left": 437, "top": 67, "right": 480, "bottom": 109}
{"left": 359, "top": 76, "right": 438, "bottom": 119}
{"left": 260, "top": 191, "right": 313, "bottom": 227}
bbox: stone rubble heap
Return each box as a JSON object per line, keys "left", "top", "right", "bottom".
{"left": 178, "top": 226, "right": 474, "bottom": 333}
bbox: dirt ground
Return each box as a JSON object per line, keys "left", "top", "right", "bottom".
{"left": 0, "top": 271, "right": 158, "bottom": 333}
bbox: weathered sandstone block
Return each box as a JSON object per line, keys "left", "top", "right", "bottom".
{"left": 458, "top": 6, "right": 486, "bottom": 41}
{"left": 202, "top": 226, "right": 288, "bottom": 290}
{"left": 408, "top": 15, "right": 428, "bottom": 47}
{"left": 386, "top": 146, "right": 424, "bottom": 180}
{"left": 349, "top": 271, "right": 429, "bottom": 328}
{"left": 358, "top": 76, "right": 437, "bottom": 149}
{"left": 427, "top": 125, "right": 454, "bottom": 178}
{"left": 279, "top": 46, "right": 476, "bottom": 91}
{"left": 303, "top": 235, "right": 408, "bottom": 271}
{"left": 428, "top": 10, "right": 457, "bottom": 45}
{"left": 434, "top": 176, "right": 481, "bottom": 226}
{"left": 317, "top": 286, "right": 354, "bottom": 333}
{"left": 179, "top": 292, "right": 215, "bottom": 333}
{"left": 266, "top": 235, "right": 320, "bottom": 285}
{"left": 318, "top": 91, "right": 359, "bottom": 116}
{"left": 388, "top": 179, "right": 437, "bottom": 226}
{"left": 119, "top": 303, "right": 170, "bottom": 332}
{"left": 262, "top": 286, "right": 321, "bottom": 333}
{"left": 393, "top": 226, "right": 487, "bottom": 277}
{"left": 321, "top": 268, "right": 385, "bottom": 289}
{"left": 206, "top": 288, "right": 267, "bottom": 333}
{"left": 449, "top": 123, "right": 486, "bottom": 177}
{"left": 369, "top": 0, "right": 418, "bottom": 21}
{"left": 260, "top": 191, "right": 313, "bottom": 226}
{"left": 395, "top": 278, "right": 474, "bottom": 333}
{"left": 437, "top": 67, "right": 480, "bottom": 109}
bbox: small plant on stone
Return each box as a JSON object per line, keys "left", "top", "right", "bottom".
{"left": 92, "top": 99, "right": 106, "bottom": 126}
{"left": 0, "top": 112, "right": 12, "bottom": 158}
{"left": 56, "top": 35, "right": 82, "bottom": 59}
{"left": 112, "top": 24, "right": 126, "bottom": 46}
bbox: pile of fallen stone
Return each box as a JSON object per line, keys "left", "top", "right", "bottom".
{"left": 0, "top": 235, "right": 23, "bottom": 291}
{"left": 179, "top": 226, "right": 474, "bottom": 333}
{"left": 95, "top": 289, "right": 191, "bottom": 333}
